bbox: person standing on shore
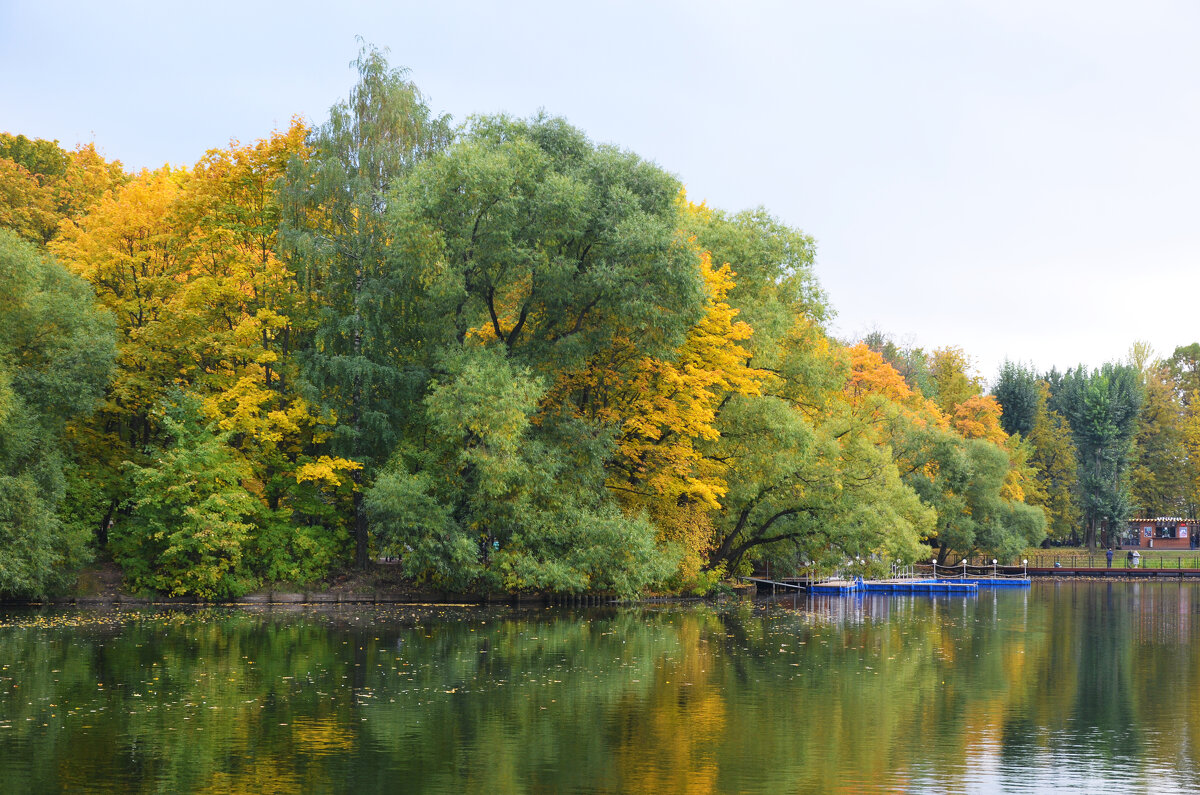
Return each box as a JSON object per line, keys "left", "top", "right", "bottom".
{"left": 1107, "top": 548, "right": 1114, "bottom": 568}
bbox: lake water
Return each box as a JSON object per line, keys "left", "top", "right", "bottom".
{"left": 1, "top": 582, "right": 1198, "bottom": 793}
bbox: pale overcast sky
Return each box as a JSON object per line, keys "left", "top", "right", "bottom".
{"left": 4, "top": 0, "right": 1199, "bottom": 384}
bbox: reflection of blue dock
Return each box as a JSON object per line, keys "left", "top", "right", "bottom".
{"left": 806, "top": 579, "right": 859, "bottom": 594}
{"left": 864, "top": 579, "right": 978, "bottom": 594}
{"left": 808, "top": 578, "right": 978, "bottom": 595}
{"left": 931, "top": 577, "right": 1031, "bottom": 588}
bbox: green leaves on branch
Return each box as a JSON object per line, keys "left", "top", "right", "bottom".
{"left": 367, "top": 345, "right": 671, "bottom": 596}
{"left": 0, "top": 231, "right": 114, "bottom": 597}
{"left": 112, "top": 395, "right": 348, "bottom": 599}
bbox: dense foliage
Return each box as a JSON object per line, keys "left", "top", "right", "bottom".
{"left": 0, "top": 231, "right": 115, "bottom": 594}
{"left": 18, "top": 44, "right": 1194, "bottom": 598}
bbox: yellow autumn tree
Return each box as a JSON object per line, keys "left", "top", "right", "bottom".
{"left": 949, "top": 394, "right": 1038, "bottom": 502}
{"left": 53, "top": 126, "right": 359, "bottom": 578}
{"left": 609, "top": 251, "right": 764, "bottom": 506}
{"left": 0, "top": 135, "right": 125, "bottom": 245}
{"left": 843, "top": 343, "right": 948, "bottom": 433}
{"left": 928, "top": 346, "right": 984, "bottom": 416}
{"left": 167, "top": 122, "right": 360, "bottom": 498}
{"left": 53, "top": 165, "right": 189, "bottom": 435}
{"left": 543, "top": 246, "right": 764, "bottom": 580}
{"left": 0, "top": 157, "right": 59, "bottom": 244}
{"left": 951, "top": 394, "right": 1007, "bottom": 444}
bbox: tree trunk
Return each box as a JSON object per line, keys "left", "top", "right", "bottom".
{"left": 353, "top": 472, "right": 369, "bottom": 568}
{"left": 351, "top": 265, "right": 367, "bottom": 569}
{"left": 97, "top": 499, "right": 117, "bottom": 548}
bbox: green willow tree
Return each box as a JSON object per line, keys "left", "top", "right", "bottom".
{"left": 367, "top": 347, "right": 672, "bottom": 595}
{"left": 280, "top": 45, "right": 453, "bottom": 567}
{"left": 0, "top": 231, "right": 115, "bottom": 597}
{"left": 683, "top": 212, "right": 932, "bottom": 574}
{"left": 366, "top": 113, "right": 707, "bottom": 592}
{"left": 901, "top": 425, "right": 1046, "bottom": 563}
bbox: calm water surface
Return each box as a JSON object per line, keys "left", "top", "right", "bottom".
{"left": 1, "top": 582, "right": 1198, "bottom": 793}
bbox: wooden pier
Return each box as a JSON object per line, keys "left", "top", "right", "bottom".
{"left": 741, "top": 577, "right": 807, "bottom": 593}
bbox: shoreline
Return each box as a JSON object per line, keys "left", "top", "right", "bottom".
{"left": 7, "top": 576, "right": 1200, "bottom": 609}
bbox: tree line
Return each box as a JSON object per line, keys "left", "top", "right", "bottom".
{"left": 992, "top": 345, "right": 1200, "bottom": 550}
{"left": 0, "top": 46, "right": 1169, "bottom": 598}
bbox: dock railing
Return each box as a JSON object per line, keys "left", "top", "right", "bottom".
{"left": 925, "top": 560, "right": 1030, "bottom": 579}
{"left": 890, "top": 561, "right": 919, "bottom": 580}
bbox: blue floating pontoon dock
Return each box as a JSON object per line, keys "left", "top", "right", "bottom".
{"left": 745, "top": 567, "right": 1031, "bottom": 596}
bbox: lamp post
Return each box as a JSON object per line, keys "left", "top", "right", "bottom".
{"left": 1023, "top": 558, "right": 1028, "bottom": 578}
{"left": 931, "top": 556, "right": 937, "bottom": 577}
{"left": 993, "top": 559, "right": 998, "bottom": 578}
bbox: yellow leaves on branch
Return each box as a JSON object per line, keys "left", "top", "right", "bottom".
{"left": 201, "top": 376, "right": 303, "bottom": 444}
{"left": 684, "top": 253, "right": 763, "bottom": 400}
{"left": 0, "top": 158, "right": 58, "bottom": 244}
{"left": 951, "top": 395, "right": 1007, "bottom": 445}
{"left": 294, "top": 456, "right": 363, "bottom": 488}
{"left": 845, "top": 343, "right": 913, "bottom": 404}
{"left": 844, "top": 343, "right": 946, "bottom": 430}
{"left": 593, "top": 249, "right": 765, "bottom": 510}
{"left": 52, "top": 166, "right": 186, "bottom": 327}
{"left": 0, "top": 139, "right": 124, "bottom": 245}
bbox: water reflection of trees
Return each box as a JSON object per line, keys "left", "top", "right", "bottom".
{"left": 2, "top": 590, "right": 1200, "bottom": 791}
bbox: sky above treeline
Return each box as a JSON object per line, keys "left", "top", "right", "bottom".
{"left": 4, "top": 0, "right": 1199, "bottom": 385}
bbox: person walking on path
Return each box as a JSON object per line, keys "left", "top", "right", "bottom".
{"left": 1107, "top": 548, "right": 1114, "bottom": 568}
